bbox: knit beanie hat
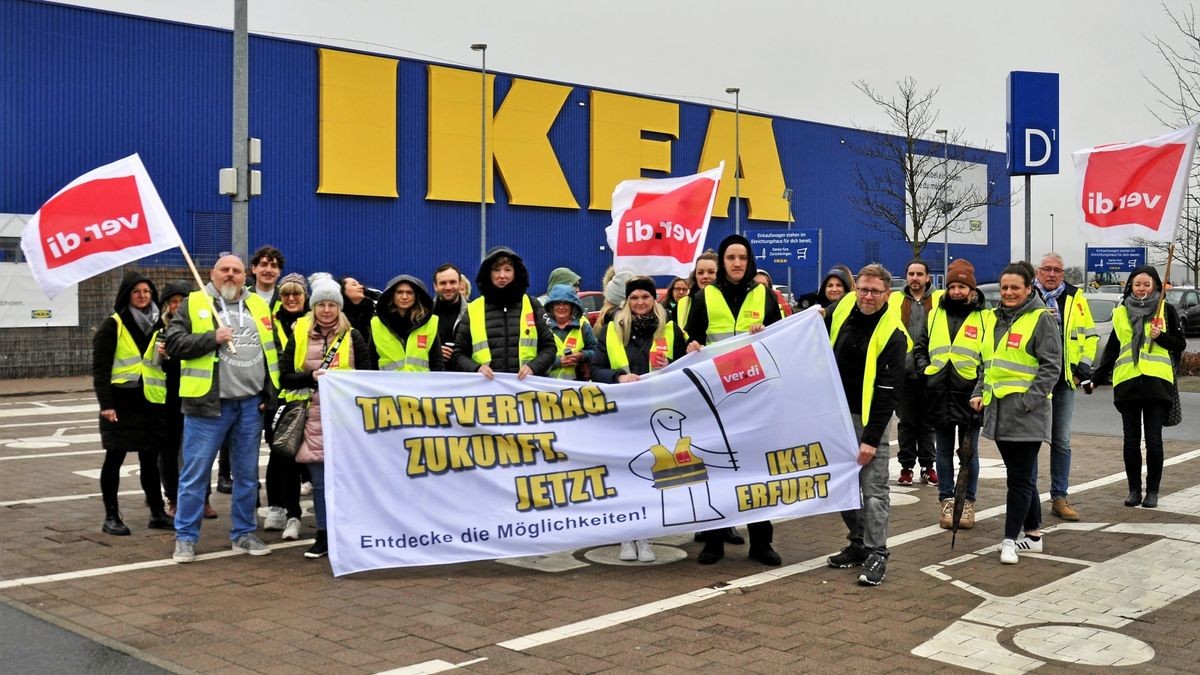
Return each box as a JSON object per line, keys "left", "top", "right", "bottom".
{"left": 279, "top": 272, "right": 307, "bottom": 291}
{"left": 624, "top": 277, "right": 657, "bottom": 300}
{"left": 945, "top": 259, "right": 977, "bottom": 290}
{"left": 605, "top": 271, "right": 636, "bottom": 305}
{"left": 308, "top": 272, "right": 343, "bottom": 308}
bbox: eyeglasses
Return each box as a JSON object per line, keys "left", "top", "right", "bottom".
{"left": 856, "top": 288, "right": 887, "bottom": 297}
{"left": 280, "top": 291, "right": 303, "bottom": 298}
{"left": 1039, "top": 266, "right": 1064, "bottom": 274}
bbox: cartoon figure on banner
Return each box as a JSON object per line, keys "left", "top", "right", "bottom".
{"left": 628, "top": 408, "right": 728, "bottom": 526}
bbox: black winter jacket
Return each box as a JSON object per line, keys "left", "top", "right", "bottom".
{"left": 912, "top": 292, "right": 988, "bottom": 426}
{"left": 92, "top": 271, "right": 166, "bottom": 449}
{"left": 449, "top": 246, "right": 556, "bottom": 374}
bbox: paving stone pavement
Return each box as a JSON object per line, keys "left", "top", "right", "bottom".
{"left": 1, "top": 380, "right": 1197, "bottom": 673}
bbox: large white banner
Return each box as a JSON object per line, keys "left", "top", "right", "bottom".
{"left": 906, "top": 158, "right": 989, "bottom": 245}
{"left": 0, "top": 263, "right": 79, "bottom": 327}
{"left": 320, "top": 309, "right": 860, "bottom": 576}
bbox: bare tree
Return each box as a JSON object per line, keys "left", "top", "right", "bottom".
{"left": 849, "top": 77, "right": 1009, "bottom": 258}
{"left": 1144, "top": 3, "right": 1200, "bottom": 286}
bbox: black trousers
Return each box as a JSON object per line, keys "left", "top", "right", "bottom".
{"left": 265, "top": 449, "right": 302, "bottom": 518}
{"left": 1118, "top": 399, "right": 1167, "bottom": 493}
{"left": 897, "top": 377, "right": 935, "bottom": 469}
{"left": 101, "top": 447, "right": 164, "bottom": 511}
{"left": 703, "top": 521, "right": 772, "bottom": 547}
{"left": 995, "top": 440, "right": 1042, "bottom": 540}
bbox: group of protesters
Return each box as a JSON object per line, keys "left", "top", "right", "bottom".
{"left": 92, "top": 236, "right": 1184, "bottom": 583}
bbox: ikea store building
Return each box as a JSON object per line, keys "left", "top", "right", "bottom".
{"left": 2, "top": 0, "right": 1010, "bottom": 297}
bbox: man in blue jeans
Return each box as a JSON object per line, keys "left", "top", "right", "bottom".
{"left": 165, "top": 255, "right": 280, "bottom": 562}
{"left": 1033, "top": 253, "right": 1097, "bottom": 521}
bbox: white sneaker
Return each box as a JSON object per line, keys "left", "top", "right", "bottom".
{"left": 263, "top": 506, "right": 287, "bottom": 531}
{"left": 299, "top": 481, "right": 313, "bottom": 496}
{"left": 636, "top": 539, "right": 656, "bottom": 562}
{"left": 1016, "top": 533, "right": 1043, "bottom": 553}
{"left": 618, "top": 541, "right": 637, "bottom": 561}
{"left": 1000, "top": 539, "right": 1019, "bottom": 564}
{"left": 281, "top": 517, "right": 301, "bottom": 541}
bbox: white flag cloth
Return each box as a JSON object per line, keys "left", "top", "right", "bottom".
{"left": 1073, "top": 124, "right": 1199, "bottom": 243}
{"left": 20, "top": 154, "right": 181, "bottom": 298}
{"left": 605, "top": 163, "right": 723, "bottom": 277}
{"left": 319, "top": 309, "right": 861, "bottom": 576}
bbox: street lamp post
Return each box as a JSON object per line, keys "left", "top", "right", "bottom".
{"left": 936, "top": 128, "right": 949, "bottom": 287}
{"left": 471, "top": 43, "right": 488, "bottom": 261}
{"left": 1050, "top": 212, "right": 1055, "bottom": 251}
{"left": 725, "top": 87, "right": 741, "bottom": 235}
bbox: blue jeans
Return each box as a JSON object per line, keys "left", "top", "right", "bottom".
{"left": 308, "top": 461, "right": 327, "bottom": 530}
{"left": 175, "top": 397, "right": 263, "bottom": 543}
{"left": 1033, "top": 380, "right": 1074, "bottom": 499}
{"left": 840, "top": 414, "right": 891, "bottom": 556}
{"left": 935, "top": 424, "right": 980, "bottom": 502}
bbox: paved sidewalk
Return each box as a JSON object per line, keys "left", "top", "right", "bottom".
{"left": 0, "top": 375, "right": 91, "bottom": 397}
{"left": 1, "top": 386, "right": 1198, "bottom": 673}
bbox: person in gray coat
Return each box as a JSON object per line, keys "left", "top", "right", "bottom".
{"left": 971, "top": 261, "right": 1061, "bottom": 566}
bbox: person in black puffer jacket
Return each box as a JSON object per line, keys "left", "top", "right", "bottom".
{"left": 450, "top": 246, "right": 555, "bottom": 378}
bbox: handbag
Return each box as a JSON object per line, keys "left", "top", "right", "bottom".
{"left": 268, "top": 330, "right": 348, "bottom": 456}
{"left": 1165, "top": 374, "right": 1183, "bottom": 428}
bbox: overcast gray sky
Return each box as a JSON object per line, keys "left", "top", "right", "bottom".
{"left": 55, "top": 0, "right": 1195, "bottom": 267}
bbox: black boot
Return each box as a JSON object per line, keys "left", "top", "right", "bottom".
{"left": 748, "top": 544, "right": 782, "bottom": 566}
{"left": 148, "top": 507, "right": 175, "bottom": 530}
{"left": 1124, "top": 490, "right": 1142, "bottom": 507}
{"left": 1142, "top": 492, "right": 1159, "bottom": 508}
{"left": 697, "top": 539, "right": 724, "bottom": 565}
{"left": 722, "top": 527, "right": 746, "bottom": 545}
{"left": 305, "top": 529, "right": 328, "bottom": 559}
{"left": 102, "top": 505, "right": 131, "bottom": 536}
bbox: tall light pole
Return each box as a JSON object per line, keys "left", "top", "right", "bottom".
{"left": 231, "top": 0, "right": 249, "bottom": 259}
{"left": 725, "top": 87, "right": 741, "bottom": 235}
{"left": 1050, "top": 212, "right": 1055, "bottom": 251}
{"left": 936, "top": 128, "right": 949, "bottom": 287}
{"left": 471, "top": 43, "right": 488, "bottom": 261}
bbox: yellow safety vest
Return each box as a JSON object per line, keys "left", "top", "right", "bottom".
{"left": 649, "top": 437, "right": 708, "bottom": 489}
{"left": 1111, "top": 306, "right": 1175, "bottom": 386}
{"left": 704, "top": 284, "right": 767, "bottom": 342}
{"left": 282, "top": 316, "right": 354, "bottom": 402}
{"left": 828, "top": 297, "right": 909, "bottom": 426}
{"left": 179, "top": 291, "right": 280, "bottom": 398}
{"left": 677, "top": 295, "right": 692, "bottom": 335}
{"left": 1057, "top": 287, "right": 1098, "bottom": 388}
{"left": 110, "top": 313, "right": 144, "bottom": 386}
{"left": 467, "top": 295, "right": 538, "bottom": 367}
{"left": 606, "top": 320, "right": 675, "bottom": 374}
{"left": 549, "top": 325, "right": 584, "bottom": 379}
{"left": 142, "top": 328, "right": 167, "bottom": 404}
{"left": 981, "top": 309, "right": 1046, "bottom": 405}
{"left": 924, "top": 305, "right": 991, "bottom": 381}
{"left": 370, "top": 315, "right": 439, "bottom": 372}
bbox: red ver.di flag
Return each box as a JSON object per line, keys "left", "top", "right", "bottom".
{"left": 605, "top": 163, "right": 723, "bottom": 277}
{"left": 20, "top": 154, "right": 181, "bottom": 298}
{"left": 1073, "top": 124, "right": 1199, "bottom": 243}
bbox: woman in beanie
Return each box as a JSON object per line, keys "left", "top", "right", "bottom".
{"left": 595, "top": 268, "right": 636, "bottom": 331}
{"left": 368, "top": 274, "right": 445, "bottom": 372}
{"left": 262, "top": 273, "right": 310, "bottom": 539}
{"left": 591, "top": 276, "right": 687, "bottom": 563}
{"left": 684, "top": 234, "right": 783, "bottom": 566}
{"left": 279, "top": 273, "right": 371, "bottom": 559}
{"left": 543, "top": 284, "right": 598, "bottom": 380}
{"left": 1091, "top": 265, "right": 1185, "bottom": 509}
{"left": 678, "top": 250, "right": 718, "bottom": 336}
{"left": 913, "top": 258, "right": 987, "bottom": 530}
{"left": 92, "top": 271, "right": 172, "bottom": 535}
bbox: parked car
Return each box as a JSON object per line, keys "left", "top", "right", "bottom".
{"left": 577, "top": 290, "right": 606, "bottom": 327}
{"left": 1167, "top": 287, "right": 1200, "bottom": 336}
{"left": 774, "top": 284, "right": 794, "bottom": 306}
{"left": 977, "top": 282, "right": 999, "bottom": 308}
{"left": 1084, "top": 293, "right": 1122, "bottom": 349}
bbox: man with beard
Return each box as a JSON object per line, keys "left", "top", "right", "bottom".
{"left": 893, "top": 259, "right": 938, "bottom": 487}
{"left": 450, "top": 246, "right": 555, "bottom": 378}
{"left": 431, "top": 263, "right": 468, "bottom": 368}
{"left": 165, "top": 255, "right": 280, "bottom": 563}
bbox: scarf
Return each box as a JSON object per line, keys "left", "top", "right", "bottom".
{"left": 630, "top": 312, "right": 658, "bottom": 338}
{"left": 130, "top": 303, "right": 159, "bottom": 335}
{"left": 1123, "top": 291, "right": 1160, "bottom": 365}
{"left": 1034, "top": 279, "right": 1066, "bottom": 324}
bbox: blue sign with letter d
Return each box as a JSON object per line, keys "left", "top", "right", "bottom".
{"left": 1007, "top": 71, "right": 1059, "bottom": 176}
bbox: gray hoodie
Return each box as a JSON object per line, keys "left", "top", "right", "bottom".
{"left": 974, "top": 292, "right": 1062, "bottom": 443}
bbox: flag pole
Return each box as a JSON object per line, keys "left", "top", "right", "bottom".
{"left": 1157, "top": 242, "right": 1175, "bottom": 321}
{"left": 178, "top": 242, "right": 236, "bottom": 354}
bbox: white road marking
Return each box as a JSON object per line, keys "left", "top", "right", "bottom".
{"left": 0, "top": 404, "right": 96, "bottom": 418}
{"left": 374, "top": 657, "right": 487, "bottom": 675}
{"left": 0, "top": 450, "right": 105, "bottom": 461}
{"left": 0, "top": 418, "right": 94, "bottom": 429}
